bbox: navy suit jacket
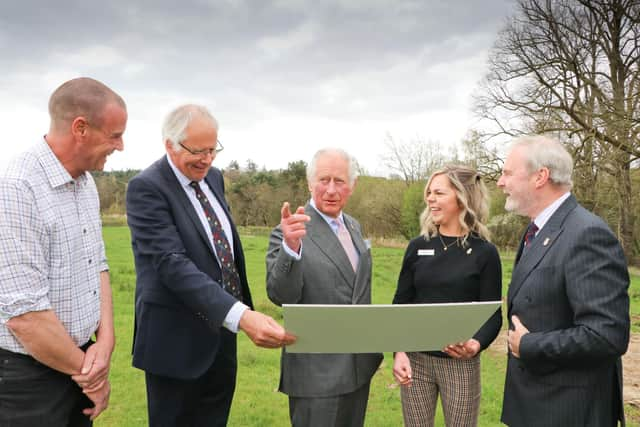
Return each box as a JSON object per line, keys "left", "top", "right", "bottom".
{"left": 126, "top": 157, "right": 253, "bottom": 380}
{"left": 501, "top": 195, "right": 630, "bottom": 427}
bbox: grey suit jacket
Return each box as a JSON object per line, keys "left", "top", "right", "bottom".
{"left": 266, "top": 204, "right": 383, "bottom": 398}
{"left": 501, "top": 195, "right": 630, "bottom": 427}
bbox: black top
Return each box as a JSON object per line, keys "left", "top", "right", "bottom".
{"left": 393, "top": 233, "right": 502, "bottom": 357}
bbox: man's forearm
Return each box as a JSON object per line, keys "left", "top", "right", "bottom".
{"left": 95, "top": 271, "right": 115, "bottom": 351}
{"left": 6, "top": 309, "right": 85, "bottom": 375}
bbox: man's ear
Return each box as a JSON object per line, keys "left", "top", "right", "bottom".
{"left": 534, "top": 167, "right": 550, "bottom": 188}
{"left": 71, "top": 116, "right": 89, "bottom": 138}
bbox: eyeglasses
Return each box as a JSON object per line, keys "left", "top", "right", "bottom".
{"left": 178, "top": 140, "right": 224, "bottom": 157}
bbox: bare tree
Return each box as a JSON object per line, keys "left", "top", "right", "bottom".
{"left": 475, "top": 0, "right": 640, "bottom": 259}
{"left": 461, "top": 129, "right": 504, "bottom": 181}
{"left": 380, "top": 133, "right": 446, "bottom": 186}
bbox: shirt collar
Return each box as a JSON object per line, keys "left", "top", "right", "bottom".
{"left": 309, "top": 198, "right": 344, "bottom": 231}
{"left": 166, "top": 153, "right": 194, "bottom": 188}
{"left": 534, "top": 191, "right": 571, "bottom": 231}
{"left": 39, "top": 137, "right": 87, "bottom": 189}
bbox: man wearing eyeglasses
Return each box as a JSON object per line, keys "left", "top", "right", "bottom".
{"left": 126, "top": 104, "right": 295, "bottom": 426}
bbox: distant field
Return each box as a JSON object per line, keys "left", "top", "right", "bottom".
{"left": 97, "top": 226, "right": 639, "bottom": 426}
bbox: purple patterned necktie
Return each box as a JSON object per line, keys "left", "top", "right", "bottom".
{"left": 523, "top": 222, "right": 539, "bottom": 248}
{"left": 189, "top": 181, "right": 242, "bottom": 299}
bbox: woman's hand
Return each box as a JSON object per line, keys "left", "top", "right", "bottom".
{"left": 393, "top": 352, "right": 413, "bottom": 386}
{"left": 443, "top": 338, "right": 481, "bottom": 359}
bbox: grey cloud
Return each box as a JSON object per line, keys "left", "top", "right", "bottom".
{"left": 0, "top": 0, "right": 513, "bottom": 127}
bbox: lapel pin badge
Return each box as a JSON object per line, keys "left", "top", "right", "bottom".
{"left": 543, "top": 237, "right": 550, "bottom": 246}
{"left": 466, "top": 248, "right": 472, "bottom": 255}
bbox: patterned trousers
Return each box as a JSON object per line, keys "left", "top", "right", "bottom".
{"left": 400, "top": 352, "right": 480, "bottom": 427}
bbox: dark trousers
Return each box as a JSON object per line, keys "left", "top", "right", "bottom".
{"left": 0, "top": 347, "right": 93, "bottom": 427}
{"left": 145, "top": 330, "right": 237, "bottom": 427}
{"left": 288, "top": 381, "right": 372, "bottom": 427}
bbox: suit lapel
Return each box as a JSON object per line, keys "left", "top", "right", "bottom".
{"left": 305, "top": 205, "right": 356, "bottom": 286}
{"left": 508, "top": 195, "right": 577, "bottom": 305}
{"left": 514, "top": 228, "right": 527, "bottom": 264}
{"left": 344, "top": 215, "right": 366, "bottom": 259}
{"left": 158, "top": 158, "right": 215, "bottom": 255}
{"left": 343, "top": 214, "right": 369, "bottom": 303}
{"left": 205, "top": 173, "right": 229, "bottom": 218}
{"left": 203, "top": 171, "right": 252, "bottom": 307}
{"left": 204, "top": 172, "right": 244, "bottom": 264}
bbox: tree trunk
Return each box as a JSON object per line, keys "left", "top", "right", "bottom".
{"left": 617, "top": 160, "right": 635, "bottom": 261}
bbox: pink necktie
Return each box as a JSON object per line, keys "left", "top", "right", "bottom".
{"left": 335, "top": 220, "right": 358, "bottom": 271}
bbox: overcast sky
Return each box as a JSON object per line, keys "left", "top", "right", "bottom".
{"left": 0, "top": 0, "right": 514, "bottom": 175}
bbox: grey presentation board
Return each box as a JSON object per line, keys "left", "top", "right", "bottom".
{"left": 283, "top": 301, "right": 502, "bottom": 353}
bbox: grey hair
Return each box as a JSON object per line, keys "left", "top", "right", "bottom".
{"left": 307, "top": 148, "right": 359, "bottom": 186}
{"left": 162, "top": 104, "right": 219, "bottom": 149}
{"left": 510, "top": 135, "right": 573, "bottom": 189}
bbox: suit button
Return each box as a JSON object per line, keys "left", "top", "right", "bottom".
{"left": 525, "top": 296, "right": 532, "bottom": 303}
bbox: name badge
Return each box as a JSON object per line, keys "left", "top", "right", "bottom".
{"left": 417, "top": 249, "right": 435, "bottom": 256}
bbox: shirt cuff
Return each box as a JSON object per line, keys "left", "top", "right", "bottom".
{"left": 282, "top": 240, "right": 302, "bottom": 260}
{"left": 222, "top": 302, "right": 249, "bottom": 333}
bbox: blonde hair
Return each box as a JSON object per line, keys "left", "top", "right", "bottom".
{"left": 419, "top": 164, "right": 491, "bottom": 244}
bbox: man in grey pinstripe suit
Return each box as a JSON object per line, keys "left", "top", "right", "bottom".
{"left": 266, "top": 148, "right": 383, "bottom": 426}
{"left": 497, "top": 135, "right": 630, "bottom": 427}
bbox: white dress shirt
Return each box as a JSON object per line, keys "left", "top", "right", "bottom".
{"left": 166, "top": 155, "right": 247, "bottom": 333}
{"left": 532, "top": 192, "right": 571, "bottom": 235}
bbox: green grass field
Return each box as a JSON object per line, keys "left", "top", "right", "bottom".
{"left": 97, "top": 226, "right": 640, "bottom": 426}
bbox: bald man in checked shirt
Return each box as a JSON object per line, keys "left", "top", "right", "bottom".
{"left": 0, "top": 77, "right": 126, "bottom": 426}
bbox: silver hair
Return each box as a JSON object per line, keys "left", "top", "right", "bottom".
{"left": 307, "top": 148, "right": 359, "bottom": 186}
{"left": 510, "top": 135, "right": 574, "bottom": 188}
{"left": 162, "top": 104, "right": 219, "bottom": 149}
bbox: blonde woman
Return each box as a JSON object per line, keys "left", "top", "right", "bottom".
{"left": 392, "top": 165, "right": 502, "bottom": 427}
